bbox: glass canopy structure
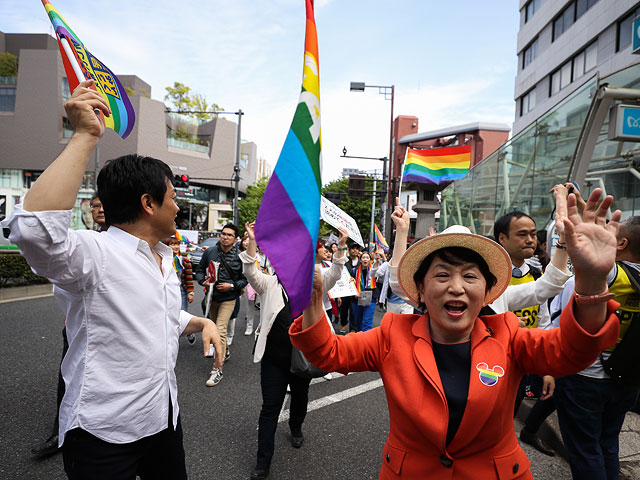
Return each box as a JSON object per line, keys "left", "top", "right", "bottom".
{"left": 440, "top": 63, "right": 640, "bottom": 236}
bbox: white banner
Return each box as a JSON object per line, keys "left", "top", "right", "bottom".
{"left": 323, "top": 265, "right": 358, "bottom": 298}
{"left": 177, "top": 229, "right": 199, "bottom": 244}
{"left": 320, "top": 196, "right": 364, "bottom": 248}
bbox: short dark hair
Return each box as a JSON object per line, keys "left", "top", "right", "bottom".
{"left": 348, "top": 242, "right": 361, "bottom": 250}
{"left": 412, "top": 247, "right": 497, "bottom": 311}
{"left": 493, "top": 211, "right": 535, "bottom": 244}
{"left": 97, "top": 154, "right": 173, "bottom": 225}
{"left": 221, "top": 223, "right": 239, "bottom": 237}
{"left": 619, "top": 216, "right": 640, "bottom": 259}
{"left": 90, "top": 193, "right": 100, "bottom": 204}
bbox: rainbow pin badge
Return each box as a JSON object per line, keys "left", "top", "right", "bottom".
{"left": 476, "top": 362, "right": 505, "bottom": 387}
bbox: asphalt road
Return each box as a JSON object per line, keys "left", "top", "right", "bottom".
{"left": 1, "top": 289, "right": 574, "bottom": 479}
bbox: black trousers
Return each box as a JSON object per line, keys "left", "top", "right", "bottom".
{"left": 339, "top": 295, "right": 354, "bottom": 328}
{"left": 62, "top": 415, "right": 187, "bottom": 480}
{"left": 256, "top": 359, "right": 311, "bottom": 469}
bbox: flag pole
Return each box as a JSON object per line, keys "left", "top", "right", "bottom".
{"left": 59, "top": 37, "right": 85, "bottom": 82}
{"left": 397, "top": 148, "right": 409, "bottom": 206}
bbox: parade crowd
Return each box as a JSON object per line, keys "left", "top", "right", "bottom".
{"left": 5, "top": 81, "right": 640, "bottom": 480}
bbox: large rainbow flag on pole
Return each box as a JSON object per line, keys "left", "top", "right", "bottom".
{"left": 254, "top": 0, "right": 322, "bottom": 317}
{"left": 402, "top": 145, "right": 471, "bottom": 185}
{"left": 41, "top": 0, "right": 135, "bottom": 138}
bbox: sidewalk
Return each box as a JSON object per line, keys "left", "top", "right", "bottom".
{"left": 517, "top": 398, "right": 640, "bottom": 479}
{"left": 0, "top": 284, "right": 53, "bottom": 303}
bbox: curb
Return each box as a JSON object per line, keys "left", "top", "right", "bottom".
{"left": 0, "top": 284, "right": 53, "bottom": 303}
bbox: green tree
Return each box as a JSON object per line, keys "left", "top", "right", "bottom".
{"left": 238, "top": 177, "right": 269, "bottom": 232}
{"left": 321, "top": 177, "right": 381, "bottom": 245}
{"left": 164, "top": 82, "right": 221, "bottom": 120}
{"left": 0, "top": 52, "right": 18, "bottom": 76}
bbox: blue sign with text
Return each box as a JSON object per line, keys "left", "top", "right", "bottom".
{"left": 621, "top": 107, "right": 640, "bottom": 137}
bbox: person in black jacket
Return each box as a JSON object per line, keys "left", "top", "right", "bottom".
{"left": 195, "top": 223, "right": 248, "bottom": 386}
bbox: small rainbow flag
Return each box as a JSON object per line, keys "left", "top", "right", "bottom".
{"left": 402, "top": 145, "right": 471, "bottom": 185}
{"left": 41, "top": 0, "right": 135, "bottom": 138}
{"left": 174, "top": 231, "right": 189, "bottom": 244}
{"left": 254, "top": 0, "right": 322, "bottom": 317}
{"left": 373, "top": 224, "right": 389, "bottom": 251}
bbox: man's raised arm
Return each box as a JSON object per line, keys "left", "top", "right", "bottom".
{"left": 23, "top": 79, "right": 110, "bottom": 212}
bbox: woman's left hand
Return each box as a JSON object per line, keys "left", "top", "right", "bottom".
{"left": 563, "top": 188, "right": 621, "bottom": 292}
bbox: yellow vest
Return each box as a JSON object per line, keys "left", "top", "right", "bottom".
{"left": 605, "top": 262, "right": 640, "bottom": 353}
{"left": 509, "top": 271, "right": 540, "bottom": 328}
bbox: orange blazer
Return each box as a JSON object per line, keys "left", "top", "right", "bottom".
{"left": 290, "top": 300, "right": 619, "bottom": 479}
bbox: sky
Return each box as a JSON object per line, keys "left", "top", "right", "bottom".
{"left": 1, "top": 0, "right": 519, "bottom": 185}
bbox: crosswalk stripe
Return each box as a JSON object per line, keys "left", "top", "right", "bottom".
{"left": 278, "top": 378, "right": 383, "bottom": 423}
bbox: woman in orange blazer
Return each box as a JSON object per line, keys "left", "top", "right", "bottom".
{"left": 290, "top": 189, "right": 622, "bottom": 479}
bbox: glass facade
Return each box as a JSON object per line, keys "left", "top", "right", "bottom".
{"left": 441, "top": 63, "right": 640, "bottom": 235}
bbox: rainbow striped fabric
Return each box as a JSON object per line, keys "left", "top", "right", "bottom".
{"left": 355, "top": 265, "right": 375, "bottom": 292}
{"left": 374, "top": 224, "right": 389, "bottom": 251}
{"left": 255, "top": 0, "right": 322, "bottom": 317}
{"left": 41, "top": 0, "right": 135, "bottom": 138}
{"left": 402, "top": 145, "right": 471, "bottom": 185}
{"left": 174, "top": 231, "right": 189, "bottom": 244}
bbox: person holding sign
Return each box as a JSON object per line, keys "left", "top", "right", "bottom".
{"left": 290, "top": 188, "right": 621, "bottom": 479}
{"left": 352, "top": 251, "right": 382, "bottom": 332}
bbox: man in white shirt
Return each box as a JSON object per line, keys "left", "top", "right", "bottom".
{"left": 1, "top": 80, "right": 223, "bottom": 479}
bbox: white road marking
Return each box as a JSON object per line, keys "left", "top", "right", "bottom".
{"left": 278, "top": 378, "right": 383, "bottom": 423}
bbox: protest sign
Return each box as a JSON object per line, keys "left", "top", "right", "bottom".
{"left": 322, "top": 265, "right": 358, "bottom": 298}
{"left": 320, "top": 196, "right": 364, "bottom": 247}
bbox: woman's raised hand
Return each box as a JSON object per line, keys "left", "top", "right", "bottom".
{"left": 563, "top": 188, "right": 621, "bottom": 292}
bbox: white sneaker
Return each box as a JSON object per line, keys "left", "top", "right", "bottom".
{"left": 244, "top": 326, "right": 253, "bottom": 336}
{"left": 323, "top": 373, "right": 333, "bottom": 381}
{"left": 205, "top": 369, "right": 223, "bottom": 387}
{"left": 227, "top": 336, "right": 233, "bottom": 346}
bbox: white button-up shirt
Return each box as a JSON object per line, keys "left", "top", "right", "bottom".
{"left": 2, "top": 206, "right": 193, "bottom": 446}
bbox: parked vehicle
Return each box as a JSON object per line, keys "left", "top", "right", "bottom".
{"left": 189, "top": 237, "right": 218, "bottom": 267}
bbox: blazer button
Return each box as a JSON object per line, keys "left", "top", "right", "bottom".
{"left": 513, "top": 463, "right": 519, "bottom": 474}
{"left": 385, "top": 454, "right": 390, "bottom": 463}
{"left": 440, "top": 454, "right": 453, "bottom": 468}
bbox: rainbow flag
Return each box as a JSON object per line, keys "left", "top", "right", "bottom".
{"left": 174, "top": 231, "right": 190, "bottom": 244}
{"left": 402, "top": 145, "right": 471, "bottom": 185}
{"left": 41, "top": 0, "right": 135, "bottom": 138}
{"left": 254, "top": 0, "right": 322, "bottom": 317}
{"left": 374, "top": 224, "right": 389, "bottom": 251}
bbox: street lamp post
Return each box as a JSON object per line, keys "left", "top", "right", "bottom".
{"left": 349, "top": 82, "right": 395, "bottom": 237}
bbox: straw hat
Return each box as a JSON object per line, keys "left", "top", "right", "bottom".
{"left": 397, "top": 225, "right": 512, "bottom": 306}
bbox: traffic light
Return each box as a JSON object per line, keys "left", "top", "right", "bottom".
{"left": 174, "top": 174, "right": 190, "bottom": 189}
{"left": 348, "top": 174, "right": 365, "bottom": 198}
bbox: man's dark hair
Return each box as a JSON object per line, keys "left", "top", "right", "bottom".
{"left": 493, "top": 211, "right": 535, "bottom": 244}
{"left": 97, "top": 154, "right": 173, "bottom": 225}
{"left": 90, "top": 193, "right": 100, "bottom": 204}
{"left": 348, "top": 242, "right": 361, "bottom": 250}
{"left": 412, "top": 247, "right": 497, "bottom": 311}
{"left": 619, "top": 216, "right": 640, "bottom": 259}
{"left": 221, "top": 223, "right": 239, "bottom": 238}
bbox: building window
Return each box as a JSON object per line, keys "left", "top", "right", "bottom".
{"left": 553, "top": 0, "right": 598, "bottom": 42}
{"left": 522, "top": 38, "right": 539, "bottom": 69}
{"left": 584, "top": 42, "right": 597, "bottom": 72}
{"left": 525, "top": 0, "right": 541, "bottom": 23}
{"left": 521, "top": 89, "right": 536, "bottom": 116}
{"left": 62, "top": 77, "right": 71, "bottom": 102}
{"left": 0, "top": 87, "right": 16, "bottom": 111}
{"left": 63, "top": 117, "right": 74, "bottom": 138}
{"left": 550, "top": 42, "right": 597, "bottom": 96}
{"left": 617, "top": 8, "right": 640, "bottom": 52}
